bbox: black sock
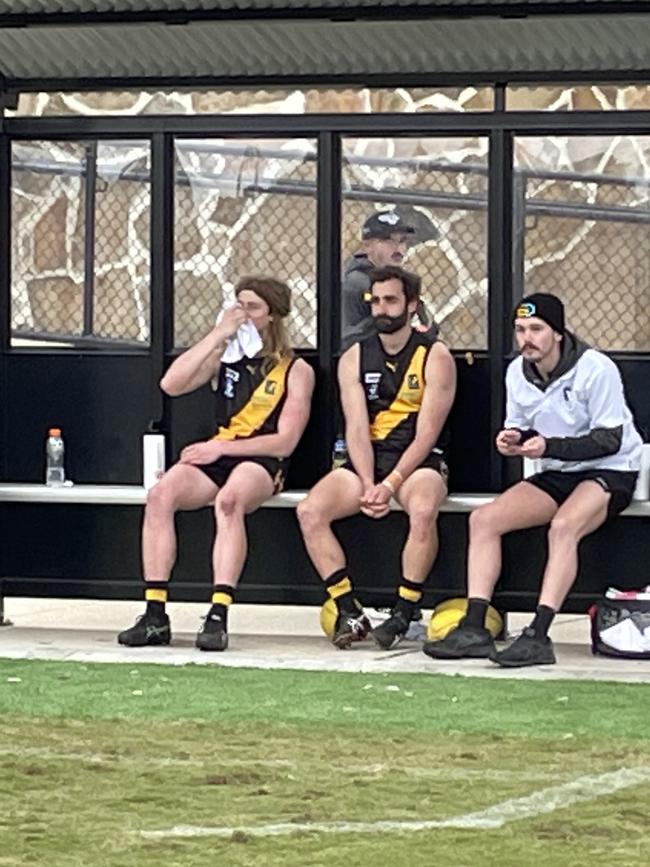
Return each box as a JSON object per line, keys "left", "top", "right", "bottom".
{"left": 394, "top": 578, "right": 424, "bottom": 620}
{"left": 207, "top": 603, "right": 229, "bottom": 626}
{"left": 207, "top": 585, "right": 233, "bottom": 627}
{"left": 144, "top": 581, "right": 168, "bottom": 620}
{"left": 325, "top": 568, "right": 360, "bottom": 616}
{"left": 529, "top": 604, "right": 555, "bottom": 639}
{"left": 464, "top": 597, "right": 489, "bottom": 629}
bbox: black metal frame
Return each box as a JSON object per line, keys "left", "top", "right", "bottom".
{"left": 3, "top": 105, "right": 650, "bottom": 488}
{"left": 82, "top": 140, "right": 97, "bottom": 337}
{"left": 0, "top": 1, "right": 641, "bottom": 29}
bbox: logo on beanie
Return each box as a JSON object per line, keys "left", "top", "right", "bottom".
{"left": 515, "top": 302, "right": 536, "bottom": 319}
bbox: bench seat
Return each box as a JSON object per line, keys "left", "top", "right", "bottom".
{"left": 0, "top": 483, "right": 649, "bottom": 516}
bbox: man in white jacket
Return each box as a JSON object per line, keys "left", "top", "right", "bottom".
{"left": 424, "top": 292, "right": 642, "bottom": 667}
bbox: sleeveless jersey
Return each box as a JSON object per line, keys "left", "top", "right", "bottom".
{"left": 212, "top": 356, "right": 294, "bottom": 441}
{"left": 360, "top": 330, "right": 449, "bottom": 454}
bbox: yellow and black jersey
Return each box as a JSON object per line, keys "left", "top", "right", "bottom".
{"left": 360, "top": 330, "right": 450, "bottom": 454}
{"left": 212, "top": 356, "right": 295, "bottom": 441}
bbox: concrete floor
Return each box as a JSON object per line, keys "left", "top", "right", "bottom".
{"left": 1, "top": 597, "right": 649, "bottom": 683}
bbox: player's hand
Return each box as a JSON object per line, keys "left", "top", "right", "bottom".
{"left": 360, "top": 504, "right": 391, "bottom": 519}
{"left": 495, "top": 428, "right": 523, "bottom": 456}
{"left": 215, "top": 303, "right": 247, "bottom": 340}
{"left": 519, "top": 435, "right": 546, "bottom": 459}
{"left": 179, "top": 440, "right": 223, "bottom": 465}
{"left": 360, "top": 483, "right": 392, "bottom": 519}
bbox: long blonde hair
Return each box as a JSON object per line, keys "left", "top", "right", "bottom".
{"left": 235, "top": 276, "right": 294, "bottom": 371}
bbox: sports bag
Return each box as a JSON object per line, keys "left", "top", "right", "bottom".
{"left": 590, "top": 591, "right": 650, "bottom": 659}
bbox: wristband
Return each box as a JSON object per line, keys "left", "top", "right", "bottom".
{"left": 381, "top": 470, "right": 403, "bottom": 496}
{"left": 518, "top": 428, "right": 540, "bottom": 444}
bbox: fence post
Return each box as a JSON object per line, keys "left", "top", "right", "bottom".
{"left": 82, "top": 140, "right": 97, "bottom": 337}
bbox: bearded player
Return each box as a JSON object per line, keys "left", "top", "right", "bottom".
{"left": 297, "top": 265, "right": 456, "bottom": 649}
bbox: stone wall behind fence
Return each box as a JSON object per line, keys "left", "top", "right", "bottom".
{"left": 10, "top": 86, "right": 650, "bottom": 351}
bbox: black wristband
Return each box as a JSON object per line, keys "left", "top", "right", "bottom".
{"left": 518, "top": 428, "right": 540, "bottom": 444}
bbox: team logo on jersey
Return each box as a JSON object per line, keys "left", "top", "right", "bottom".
{"left": 223, "top": 367, "right": 240, "bottom": 399}
{"left": 364, "top": 371, "right": 382, "bottom": 400}
{"left": 264, "top": 380, "right": 277, "bottom": 395}
{"left": 407, "top": 374, "right": 419, "bottom": 389}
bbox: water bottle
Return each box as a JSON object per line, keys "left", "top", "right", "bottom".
{"left": 332, "top": 437, "right": 348, "bottom": 469}
{"left": 45, "top": 428, "right": 65, "bottom": 487}
{"left": 142, "top": 431, "right": 166, "bottom": 490}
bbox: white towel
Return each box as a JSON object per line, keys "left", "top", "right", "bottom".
{"left": 216, "top": 309, "right": 263, "bottom": 363}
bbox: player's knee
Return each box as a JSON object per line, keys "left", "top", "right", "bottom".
{"left": 408, "top": 502, "right": 438, "bottom": 535}
{"left": 215, "top": 488, "right": 243, "bottom": 518}
{"left": 469, "top": 504, "right": 493, "bottom": 535}
{"left": 297, "top": 496, "right": 324, "bottom": 535}
{"left": 145, "top": 479, "right": 176, "bottom": 516}
{"left": 548, "top": 514, "right": 576, "bottom": 542}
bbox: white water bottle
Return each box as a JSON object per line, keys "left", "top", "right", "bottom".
{"left": 45, "top": 428, "right": 65, "bottom": 487}
{"left": 143, "top": 432, "right": 166, "bottom": 490}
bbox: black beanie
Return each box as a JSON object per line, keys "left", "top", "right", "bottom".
{"left": 513, "top": 293, "right": 565, "bottom": 334}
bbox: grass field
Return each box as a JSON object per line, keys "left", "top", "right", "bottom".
{"left": 1, "top": 658, "right": 650, "bottom": 867}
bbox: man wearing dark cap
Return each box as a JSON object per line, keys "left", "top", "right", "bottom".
{"left": 424, "top": 292, "right": 642, "bottom": 667}
{"left": 341, "top": 210, "right": 432, "bottom": 350}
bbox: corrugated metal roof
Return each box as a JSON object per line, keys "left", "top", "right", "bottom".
{"left": 0, "top": 13, "right": 649, "bottom": 87}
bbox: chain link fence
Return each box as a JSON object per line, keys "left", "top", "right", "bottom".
{"left": 173, "top": 140, "right": 317, "bottom": 349}
{"left": 518, "top": 161, "right": 650, "bottom": 351}
{"left": 11, "top": 140, "right": 151, "bottom": 346}
{"left": 10, "top": 135, "right": 650, "bottom": 352}
{"left": 342, "top": 139, "right": 489, "bottom": 349}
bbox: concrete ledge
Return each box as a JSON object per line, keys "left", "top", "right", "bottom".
{"left": 0, "top": 483, "right": 649, "bottom": 516}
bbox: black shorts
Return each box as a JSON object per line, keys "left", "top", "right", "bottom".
{"left": 344, "top": 447, "right": 449, "bottom": 485}
{"left": 526, "top": 469, "right": 637, "bottom": 519}
{"left": 196, "top": 455, "right": 287, "bottom": 494}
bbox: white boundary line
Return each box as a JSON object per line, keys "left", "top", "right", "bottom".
{"left": 141, "top": 766, "right": 650, "bottom": 839}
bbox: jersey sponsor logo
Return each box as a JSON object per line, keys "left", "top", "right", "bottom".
{"left": 407, "top": 374, "right": 419, "bottom": 390}
{"left": 264, "top": 380, "right": 277, "bottom": 395}
{"left": 223, "top": 367, "right": 240, "bottom": 399}
{"left": 364, "top": 371, "right": 382, "bottom": 401}
{"left": 385, "top": 361, "right": 397, "bottom": 372}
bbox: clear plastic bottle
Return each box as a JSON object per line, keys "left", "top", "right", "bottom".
{"left": 45, "top": 427, "right": 65, "bottom": 487}
{"left": 332, "top": 437, "right": 348, "bottom": 469}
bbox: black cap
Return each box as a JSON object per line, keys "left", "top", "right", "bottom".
{"left": 513, "top": 293, "right": 565, "bottom": 335}
{"left": 362, "top": 210, "right": 416, "bottom": 240}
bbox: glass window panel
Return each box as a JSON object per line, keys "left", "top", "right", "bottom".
{"left": 8, "top": 86, "right": 493, "bottom": 117}
{"left": 513, "top": 135, "right": 650, "bottom": 351}
{"left": 174, "top": 138, "right": 317, "bottom": 349}
{"left": 341, "top": 136, "right": 489, "bottom": 351}
{"left": 507, "top": 84, "right": 650, "bottom": 111}
{"left": 11, "top": 140, "right": 151, "bottom": 347}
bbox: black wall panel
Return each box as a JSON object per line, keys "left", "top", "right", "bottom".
{"left": 3, "top": 353, "right": 153, "bottom": 484}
